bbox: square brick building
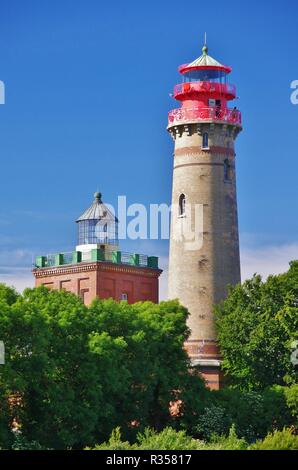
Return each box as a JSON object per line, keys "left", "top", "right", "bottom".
{"left": 33, "top": 192, "right": 162, "bottom": 305}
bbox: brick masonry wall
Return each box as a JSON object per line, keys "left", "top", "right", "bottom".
{"left": 168, "top": 122, "right": 241, "bottom": 390}
{"left": 33, "top": 261, "right": 162, "bottom": 305}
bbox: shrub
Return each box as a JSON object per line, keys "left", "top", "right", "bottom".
{"left": 213, "top": 389, "right": 264, "bottom": 442}
{"left": 89, "top": 428, "right": 133, "bottom": 450}
{"left": 194, "top": 405, "right": 230, "bottom": 440}
{"left": 11, "top": 432, "right": 51, "bottom": 450}
{"left": 90, "top": 427, "right": 199, "bottom": 450}
{"left": 136, "top": 427, "right": 198, "bottom": 450}
{"left": 201, "top": 386, "right": 296, "bottom": 443}
{"left": 201, "top": 425, "right": 248, "bottom": 450}
{"left": 250, "top": 428, "right": 298, "bottom": 450}
{"left": 262, "top": 386, "right": 295, "bottom": 433}
{"left": 89, "top": 426, "right": 248, "bottom": 451}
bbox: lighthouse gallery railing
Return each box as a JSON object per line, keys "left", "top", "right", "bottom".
{"left": 168, "top": 106, "right": 242, "bottom": 126}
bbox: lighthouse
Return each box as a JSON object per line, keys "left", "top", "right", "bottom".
{"left": 33, "top": 192, "right": 162, "bottom": 305}
{"left": 167, "top": 41, "right": 242, "bottom": 389}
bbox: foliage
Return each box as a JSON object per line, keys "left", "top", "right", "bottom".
{"left": 213, "top": 386, "right": 294, "bottom": 442}
{"left": 215, "top": 261, "right": 298, "bottom": 390}
{"left": 0, "top": 285, "right": 205, "bottom": 449}
{"left": 203, "top": 425, "right": 247, "bottom": 450}
{"left": 284, "top": 384, "right": 298, "bottom": 420}
{"left": 1, "top": 272, "right": 297, "bottom": 450}
{"left": 11, "top": 431, "right": 52, "bottom": 450}
{"left": 184, "top": 386, "right": 296, "bottom": 443}
{"left": 90, "top": 426, "right": 298, "bottom": 451}
{"left": 90, "top": 427, "right": 202, "bottom": 450}
{"left": 194, "top": 405, "right": 229, "bottom": 440}
{"left": 86, "top": 298, "right": 206, "bottom": 439}
{"left": 0, "top": 284, "right": 19, "bottom": 306}
{"left": 249, "top": 428, "right": 298, "bottom": 450}
{"left": 87, "top": 427, "right": 133, "bottom": 450}
{"left": 0, "top": 286, "right": 100, "bottom": 449}
{"left": 90, "top": 425, "right": 247, "bottom": 450}
{"left": 172, "top": 370, "right": 211, "bottom": 434}
{"left": 136, "top": 427, "right": 199, "bottom": 450}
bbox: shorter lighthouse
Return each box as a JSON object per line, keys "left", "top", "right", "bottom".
{"left": 33, "top": 192, "right": 162, "bottom": 305}
{"left": 167, "top": 42, "right": 242, "bottom": 389}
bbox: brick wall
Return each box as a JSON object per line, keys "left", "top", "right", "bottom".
{"left": 33, "top": 261, "right": 161, "bottom": 305}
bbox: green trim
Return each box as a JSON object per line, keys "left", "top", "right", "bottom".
{"left": 35, "top": 250, "right": 159, "bottom": 270}
{"left": 91, "top": 248, "right": 104, "bottom": 262}
{"left": 54, "top": 254, "right": 64, "bottom": 266}
{"left": 35, "top": 256, "right": 46, "bottom": 268}
{"left": 72, "top": 251, "right": 82, "bottom": 263}
{"left": 112, "top": 251, "right": 122, "bottom": 264}
{"left": 130, "top": 253, "right": 140, "bottom": 266}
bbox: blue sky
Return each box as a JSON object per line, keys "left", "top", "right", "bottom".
{"left": 0, "top": 0, "right": 297, "bottom": 295}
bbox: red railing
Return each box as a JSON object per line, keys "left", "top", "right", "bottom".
{"left": 168, "top": 106, "right": 242, "bottom": 126}
{"left": 174, "top": 82, "right": 236, "bottom": 99}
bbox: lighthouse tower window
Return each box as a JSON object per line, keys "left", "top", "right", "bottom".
{"left": 202, "top": 132, "right": 209, "bottom": 149}
{"left": 179, "top": 194, "right": 186, "bottom": 217}
{"left": 224, "top": 159, "right": 232, "bottom": 181}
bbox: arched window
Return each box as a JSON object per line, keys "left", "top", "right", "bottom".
{"left": 179, "top": 194, "right": 186, "bottom": 216}
{"left": 103, "top": 223, "right": 107, "bottom": 232}
{"left": 202, "top": 132, "right": 209, "bottom": 149}
{"left": 224, "top": 159, "right": 232, "bottom": 181}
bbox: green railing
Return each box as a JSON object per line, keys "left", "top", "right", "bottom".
{"left": 34, "top": 249, "right": 159, "bottom": 270}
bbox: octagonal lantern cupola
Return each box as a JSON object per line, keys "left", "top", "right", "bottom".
{"left": 168, "top": 42, "right": 241, "bottom": 128}
{"left": 76, "top": 192, "right": 119, "bottom": 253}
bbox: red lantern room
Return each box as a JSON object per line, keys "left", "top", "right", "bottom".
{"left": 168, "top": 43, "right": 241, "bottom": 128}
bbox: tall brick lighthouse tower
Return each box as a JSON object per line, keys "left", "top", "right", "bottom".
{"left": 167, "top": 42, "right": 242, "bottom": 389}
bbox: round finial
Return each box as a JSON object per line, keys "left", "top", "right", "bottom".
{"left": 94, "top": 191, "right": 102, "bottom": 201}
{"left": 202, "top": 44, "right": 208, "bottom": 55}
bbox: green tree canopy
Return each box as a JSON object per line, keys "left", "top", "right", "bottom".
{"left": 0, "top": 285, "right": 205, "bottom": 449}
{"left": 215, "top": 261, "right": 298, "bottom": 390}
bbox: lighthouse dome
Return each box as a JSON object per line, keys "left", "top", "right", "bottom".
{"left": 179, "top": 44, "right": 232, "bottom": 78}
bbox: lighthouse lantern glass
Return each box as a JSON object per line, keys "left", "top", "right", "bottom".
{"left": 78, "top": 219, "right": 118, "bottom": 245}
{"left": 182, "top": 69, "right": 228, "bottom": 84}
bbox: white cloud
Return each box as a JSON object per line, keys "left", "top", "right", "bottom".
{"left": 0, "top": 249, "right": 35, "bottom": 292}
{"left": 0, "top": 267, "right": 34, "bottom": 292}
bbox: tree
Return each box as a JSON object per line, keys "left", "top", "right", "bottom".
{"left": 87, "top": 299, "right": 206, "bottom": 436}
{"left": 215, "top": 261, "right": 298, "bottom": 390}
{"left": 0, "top": 286, "right": 205, "bottom": 449}
{"left": 0, "top": 283, "right": 19, "bottom": 306}
{"left": 0, "top": 286, "right": 106, "bottom": 449}
{"left": 0, "top": 284, "right": 20, "bottom": 448}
